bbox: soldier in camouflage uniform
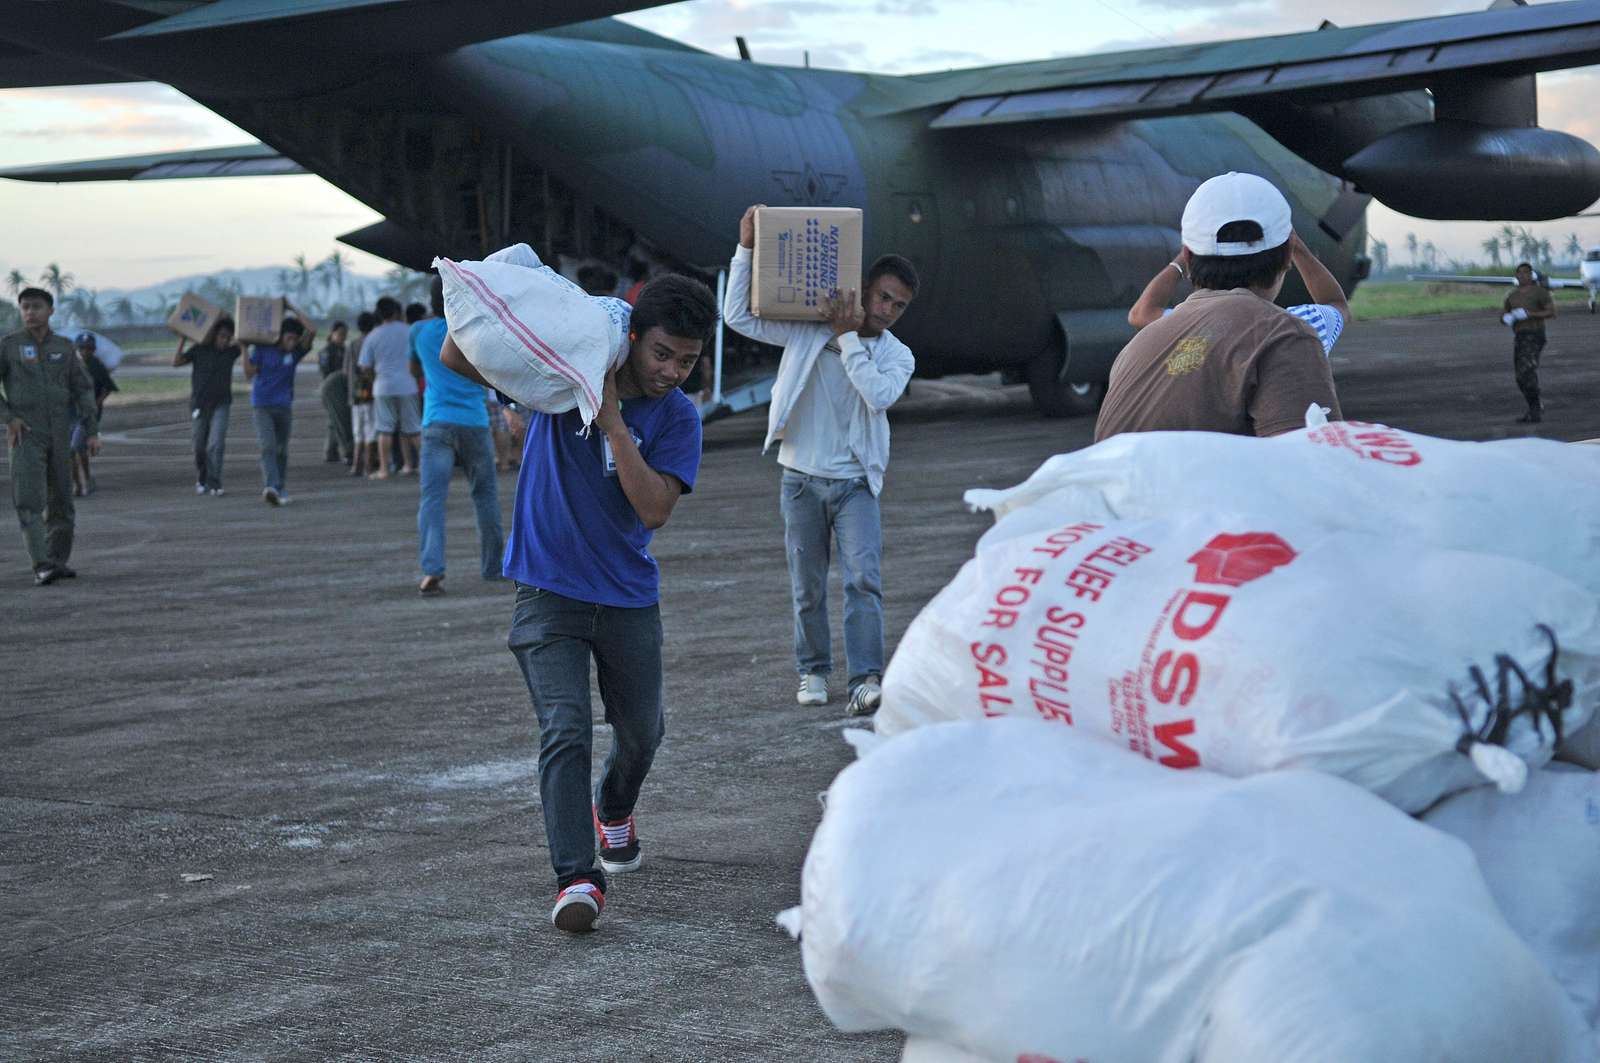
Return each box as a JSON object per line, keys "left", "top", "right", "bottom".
{"left": 1, "top": 288, "right": 101, "bottom": 585}
{"left": 1501, "top": 262, "right": 1557, "bottom": 424}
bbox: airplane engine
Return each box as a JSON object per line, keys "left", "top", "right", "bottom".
{"left": 1343, "top": 120, "right": 1600, "bottom": 221}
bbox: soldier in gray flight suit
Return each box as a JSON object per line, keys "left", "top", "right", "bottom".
{"left": 1, "top": 287, "right": 101, "bottom": 586}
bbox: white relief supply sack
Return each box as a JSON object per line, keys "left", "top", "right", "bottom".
{"left": 1424, "top": 764, "right": 1600, "bottom": 1044}
{"left": 433, "top": 243, "right": 631, "bottom": 426}
{"left": 789, "top": 720, "right": 1592, "bottom": 1063}
{"left": 876, "top": 512, "right": 1600, "bottom": 812}
{"left": 963, "top": 421, "right": 1600, "bottom": 595}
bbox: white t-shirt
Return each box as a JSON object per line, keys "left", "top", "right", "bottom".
{"left": 778, "top": 339, "right": 867, "bottom": 480}
{"left": 358, "top": 320, "right": 415, "bottom": 397}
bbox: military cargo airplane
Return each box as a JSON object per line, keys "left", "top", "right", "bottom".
{"left": 7, "top": 0, "right": 1600, "bottom": 416}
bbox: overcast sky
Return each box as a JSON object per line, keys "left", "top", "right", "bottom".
{"left": 2, "top": 0, "right": 1597, "bottom": 290}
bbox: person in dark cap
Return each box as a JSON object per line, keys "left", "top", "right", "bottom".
{"left": 69, "top": 331, "right": 117, "bottom": 497}
{"left": 0, "top": 287, "right": 101, "bottom": 585}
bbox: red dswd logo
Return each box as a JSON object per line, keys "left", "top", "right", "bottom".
{"left": 1187, "top": 532, "right": 1297, "bottom": 588}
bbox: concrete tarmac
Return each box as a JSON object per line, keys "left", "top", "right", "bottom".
{"left": 5, "top": 311, "right": 1599, "bottom": 1061}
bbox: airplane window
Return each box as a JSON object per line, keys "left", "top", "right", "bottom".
{"left": 1586, "top": 250, "right": 1600, "bottom": 262}
{"left": 1005, "top": 196, "right": 1020, "bottom": 218}
{"left": 908, "top": 202, "right": 924, "bottom": 224}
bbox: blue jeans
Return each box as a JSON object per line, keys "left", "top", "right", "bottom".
{"left": 779, "top": 469, "right": 884, "bottom": 688}
{"left": 508, "top": 585, "right": 665, "bottom": 892}
{"left": 192, "top": 403, "right": 230, "bottom": 490}
{"left": 417, "top": 422, "right": 504, "bottom": 580}
{"left": 251, "top": 405, "right": 291, "bottom": 492}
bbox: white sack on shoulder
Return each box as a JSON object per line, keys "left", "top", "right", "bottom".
{"left": 963, "top": 422, "right": 1600, "bottom": 595}
{"left": 433, "top": 243, "right": 630, "bottom": 425}
{"left": 1424, "top": 765, "right": 1600, "bottom": 1040}
{"left": 799, "top": 719, "right": 1591, "bottom": 1063}
{"left": 878, "top": 512, "right": 1600, "bottom": 812}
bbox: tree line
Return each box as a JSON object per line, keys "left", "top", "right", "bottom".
{"left": 3, "top": 252, "right": 433, "bottom": 330}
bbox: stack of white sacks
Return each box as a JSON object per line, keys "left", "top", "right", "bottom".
{"left": 785, "top": 414, "right": 1600, "bottom": 1062}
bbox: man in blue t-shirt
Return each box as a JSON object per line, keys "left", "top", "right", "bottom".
{"left": 411, "top": 276, "right": 503, "bottom": 595}
{"left": 242, "top": 317, "right": 316, "bottom": 506}
{"left": 442, "top": 272, "right": 717, "bottom": 934}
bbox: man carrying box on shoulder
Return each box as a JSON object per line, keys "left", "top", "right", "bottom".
{"left": 723, "top": 204, "right": 917, "bottom": 718}
{"left": 242, "top": 316, "right": 316, "bottom": 506}
{"left": 441, "top": 271, "right": 717, "bottom": 935}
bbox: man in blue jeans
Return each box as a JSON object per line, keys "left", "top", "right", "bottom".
{"left": 723, "top": 205, "right": 918, "bottom": 716}
{"left": 441, "top": 269, "right": 717, "bottom": 934}
{"left": 242, "top": 317, "right": 315, "bottom": 506}
{"left": 411, "top": 276, "right": 503, "bottom": 595}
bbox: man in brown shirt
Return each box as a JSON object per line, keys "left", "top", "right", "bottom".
{"left": 1501, "top": 262, "right": 1556, "bottom": 423}
{"left": 1096, "top": 172, "right": 1341, "bottom": 441}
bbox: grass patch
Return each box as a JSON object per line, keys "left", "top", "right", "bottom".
{"left": 109, "top": 378, "right": 250, "bottom": 407}
{"left": 1352, "top": 281, "right": 1591, "bottom": 320}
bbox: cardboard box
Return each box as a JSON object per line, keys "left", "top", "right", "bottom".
{"left": 234, "top": 295, "right": 286, "bottom": 344}
{"left": 167, "top": 291, "right": 223, "bottom": 343}
{"left": 750, "top": 206, "right": 863, "bottom": 320}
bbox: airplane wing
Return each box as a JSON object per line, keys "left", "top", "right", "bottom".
{"left": 915, "top": 0, "right": 1600, "bottom": 129}
{"left": 0, "top": 144, "right": 305, "bottom": 184}
{"left": 1409, "top": 272, "right": 1589, "bottom": 289}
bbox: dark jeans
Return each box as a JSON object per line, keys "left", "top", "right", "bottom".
{"left": 508, "top": 585, "right": 664, "bottom": 892}
{"left": 191, "top": 403, "right": 229, "bottom": 489}
{"left": 1513, "top": 330, "right": 1545, "bottom": 408}
{"left": 252, "top": 405, "right": 292, "bottom": 492}
{"left": 418, "top": 421, "right": 503, "bottom": 580}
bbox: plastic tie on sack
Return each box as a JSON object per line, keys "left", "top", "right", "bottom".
{"left": 775, "top": 906, "right": 803, "bottom": 940}
{"left": 1449, "top": 623, "right": 1574, "bottom": 793}
{"left": 1304, "top": 402, "right": 1332, "bottom": 428}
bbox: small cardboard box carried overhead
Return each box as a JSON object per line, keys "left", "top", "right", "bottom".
{"left": 234, "top": 295, "right": 287, "bottom": 344}
{"left": 750, "top": 206, "right": 863, "bottom": 319}
{"left": 234, "top": 296, "right": 316, "bottom": 345}
{"left": 167, "top": 291, "right": 224, "bottom": 343}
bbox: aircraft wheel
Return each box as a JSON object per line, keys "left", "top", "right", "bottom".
{"left": 1027, "top": 343, "right": 1105, "bottom": 418}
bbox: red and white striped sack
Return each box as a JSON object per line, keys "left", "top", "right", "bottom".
{"left": 434, "top": 243, "right": 629, "bottom": 426}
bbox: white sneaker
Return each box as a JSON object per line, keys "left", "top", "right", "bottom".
{"left": 262, "top": 487, "right": 281, "bottom": 506}
{"left": 209, "top": 487, "right": 225, "bottom": 497}
{"left": 797, "top": 674, "right": 827, "bottom": 706}
{"left": 847, "top": 676, "right": 883, "bottom": 717}
{"left": 194, "top": 482, "right": 207, "bottom": 495}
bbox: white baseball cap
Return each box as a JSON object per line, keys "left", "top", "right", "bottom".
{"left": 1181, "top": 172, "right": 1293, "bottom": 256}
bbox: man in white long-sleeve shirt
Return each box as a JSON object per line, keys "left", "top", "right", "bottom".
{"left": 724, "top": 204, "right": 917, "bottom": 716}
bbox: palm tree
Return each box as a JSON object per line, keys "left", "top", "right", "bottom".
{"left": 276, "top": 268, "right": 295, "bottom": 295}
{"left": 1498, "top": 223, "right": 1518, "bottom": 262}
{"left": 1369, "top": 238, "right": 1388, "bottom": 276}
{"left": 319, "top": 250, "right": 349, "bottom": 305}
{"left": 1421, "top": 241, "right": 1440, "bottom": 271}
{"left": 1481, "top": 236, "right": 1502, "bottom": 268}
{"left": 1538, "top": 238, "right": 1554, "bottom": 268}
{"left": 1565, "top": 233, "right": 1584, "bottom": 264}
{"left": 109, "top": 297, "right": 136, "bottom": 325}
{"left": 6, "top": 268, "right": 26, "bottom": 300}
{"left": 291, "top": 253, "right": 315, "bottom": 304}
{"left": 1405, "top": 232, "right": 1419, "bottom": 268}
{"left": 384, "top": 265, "right": 431, "bottom": 303}
{"left": 1515, "top": 227, "right": 1542, "bottom": 264}
{"left": 64, "top": 288, "right": 102, "bottom": 329}
{"left": 39, "top": 263, "right": 75, "bottom": 303}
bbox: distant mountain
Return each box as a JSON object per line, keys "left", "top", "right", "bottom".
{"left": 96, "top": 265, "right": 392, "bottom": 311}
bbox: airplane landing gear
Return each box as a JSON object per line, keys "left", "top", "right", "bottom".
{"left": 1027, "top": 341, "right": 1105, "bottom": 418}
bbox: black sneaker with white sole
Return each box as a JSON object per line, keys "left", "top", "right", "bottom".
{"left": 847, "top": 676, "right": 883, "bottom": 717}
{"left": 595, "top": 811, "right": 642, "bottom": 873}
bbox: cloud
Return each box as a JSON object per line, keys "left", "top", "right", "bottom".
{"left": 5, "top": 115, "right": 219, "bottom": 141}
{"left": 876, "top": 0, "right": 938, "bottom": 14}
